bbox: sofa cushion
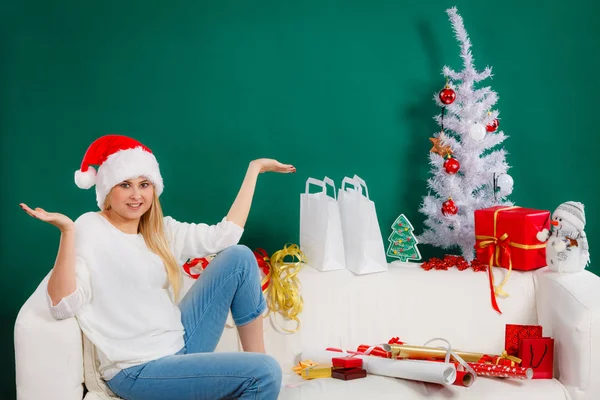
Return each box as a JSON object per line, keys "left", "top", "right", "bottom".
{"left": 425, "top": 376, "right": 570, "bottom": 399}
{"left": 279, "top": 373, "right": 428, "bottom": 399}
{"left": 82, "top": 334, "right": 121, "bottom": 400}
{"left": 259, "top": 262, "right": 540, "bottom": 373}
{"left": 83, "top": 393, "right": 115, "bottom": 400}
{"left": 278, "top": 374, "right": 570, "bottom": 400}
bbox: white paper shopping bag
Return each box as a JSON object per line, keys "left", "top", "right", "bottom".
{"left": 300, "top": 177, "right": 346, "bottom": 271}
{"left": 338, "top": 175, "right": 388, "bottom": 275}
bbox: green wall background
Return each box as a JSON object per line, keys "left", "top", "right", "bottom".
{"left": 2, "top": 0, "right": 598, "bottom": 397}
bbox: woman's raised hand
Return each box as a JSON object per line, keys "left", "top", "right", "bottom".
{"left": 20, "top": 203, "right": 75, "bottom": 232}
{"left": 249, "top": 158, "right": 296, "bottom": 174}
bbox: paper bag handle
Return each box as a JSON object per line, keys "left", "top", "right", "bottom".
{"left": 305, "top": 178, "right": 324, "bottom": 194}
{"left": 528, "top": 343, "right": 549, "bottom": 368}
{"left": 305, "top": 177, "right": 337, "bottom": 200}
{"left": 323, "top": 177, "right": 337, "bottom": 200}
{"left": 353, "top": 175, "right": 370, "bottom": 199}
{"left": 341, "top": 176, "right": 359, "bottom": 193}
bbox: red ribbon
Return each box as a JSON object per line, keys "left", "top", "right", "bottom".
{"left": 388, "top": 337, "right": 405, "bottom": 345}
{"left": 478, "top": 354, "right": 495, "bottom": 364}
{"left": 183, "top": 257, "right": 210, "bottom": 279}
{"left": 477, "top": 232, "right": 512, "bottom": 314}
{"left": 253, "top": 248, "right": 271, "bottom": 292}
{"left": 356, "top": 344, "right": 390, "bottom": 358}
{"left": 477, "top": 234, "right": 512, "bottom": 267}
{"left": 183, "top": 249, "right": 272, "bottom": 292}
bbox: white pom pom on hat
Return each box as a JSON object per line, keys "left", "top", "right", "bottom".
{"left": 74, "top": 135, "right": 164, "bottom": 210}
{"left": 74, "top": 166, "right": 97, "bottom": 189}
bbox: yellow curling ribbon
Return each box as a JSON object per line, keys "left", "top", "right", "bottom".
{"left": 264, "top": 243, "right": 306, "bottom": 333}
{"left": 476, "top": 206, "right": 545, "bottom": 298}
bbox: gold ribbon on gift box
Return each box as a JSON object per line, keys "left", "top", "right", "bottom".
{"left": 475, "top": 206, "right": 545, "bottom": 314}
{"left": 498, "top": 350, "right": 522, "bottom": 366}
{"left": 479, "top": 350, "right": 522, "bottom": 366}
{"left": 292, "top": 360, "right": 331, "bottom": 379}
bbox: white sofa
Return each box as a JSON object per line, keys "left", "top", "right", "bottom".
{"left": 15, "top": 261, "right": 600, "bottom": 400}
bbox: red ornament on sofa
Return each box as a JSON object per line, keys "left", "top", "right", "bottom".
{"left": 442, "top": 198, "right": 458, "bottom": 215}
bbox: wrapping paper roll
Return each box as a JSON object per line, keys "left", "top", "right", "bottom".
{"left": 454, "top": 370, "right": 475, "bottom": 387}
{"left": 468, "top": 362, "right": 533, "bottom": 379}
{"left": 382, "top": 343, "right": 485, "bottom": 363}
{"left": 300, "top": 349, "right": 457, "bottom": 386}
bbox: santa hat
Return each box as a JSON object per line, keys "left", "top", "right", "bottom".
{"left": 553, "top": 201, "right": 586, "bottom": 232}
{"left": 74, "top": 135, "right": 164, "bottom": 210}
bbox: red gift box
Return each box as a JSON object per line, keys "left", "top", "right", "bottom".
{"left": 332, "top": 356, "right": 363, "bottom": 369}
{"left": 475, "top": 206, "right": 549, "bottom": 271}
{"left": 519, "top": 337, "right": 554, "bottom": 379}
{"left": 331, "top": 367, "right": 367, "bottom": 380}
{"left": 474, "top": 206, "right": 550, "bottom": 313}
{"left": 505, "top": 324, "right": 543, "bottom": 357}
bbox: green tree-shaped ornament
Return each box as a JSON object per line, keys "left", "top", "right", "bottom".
{"left": 387, "top": 214, "right": 422, "bottom": 262}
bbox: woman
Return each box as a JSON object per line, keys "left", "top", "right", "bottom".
{"left": 20, "top": 134, "right": 295, "bottom": 400}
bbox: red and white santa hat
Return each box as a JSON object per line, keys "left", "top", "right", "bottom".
{"left": 74, "top": 135, "right": 164, "bottom": 210}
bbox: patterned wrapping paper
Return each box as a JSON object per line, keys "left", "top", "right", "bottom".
{"left": 468, "top": 362, "right": 533, "bottom": 379}
{"left": 505, "top": 324, "right": 543, "bottom": 357}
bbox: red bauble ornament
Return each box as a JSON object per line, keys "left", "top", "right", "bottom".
{"left": 439, "top": 87, "right": 456, "bottom": 105}
{"left": 443, "top": 157, "right": 460, "bottom": 174}
{"left": 486, "top": 118, "right": 499, "bottom": 132}
{"left": 441, "top": 198, "right": 458, "bottom": 215}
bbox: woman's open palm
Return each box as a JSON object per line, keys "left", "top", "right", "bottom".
{"left": 20, "top": 203, "right": 74, "bottom": 232}
{"left": 250, "top": 158, "right": 296, "bottom": 174}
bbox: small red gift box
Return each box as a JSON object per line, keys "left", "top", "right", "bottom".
{"left": 332, "top": 367, "right": 367, "bottom": 380}
{"left": 519, "top": 337, "right": 554, "bottom": 379}
{"left": 474, "top": 206, "right": 549, "bottom": 271}
{"left": 332, "top": 356, "right": 363, "bottom": 369}
{"left": 505, "top": 324, "right": 543, "bottom": 357}
{"left": 479, "top": 352, "right": 522, "bottom": 367}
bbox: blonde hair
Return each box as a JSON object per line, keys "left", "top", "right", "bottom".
{"left": 104, "top": 190, "right": 181, "bottom": 302}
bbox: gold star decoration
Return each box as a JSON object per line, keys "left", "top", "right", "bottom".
{"left": 429, "top": 136, "right": 453, "bottom": 157}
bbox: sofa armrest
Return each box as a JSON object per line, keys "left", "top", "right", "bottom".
{"left": 534, "top": 267, "right": 600, "bottom": 400}
{"left": 14, "top": 272, "right": 85, "bottom": 400}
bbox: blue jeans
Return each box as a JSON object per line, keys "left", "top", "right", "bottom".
{"left": 106, "top": 245, "right": 282, "bottom": 400}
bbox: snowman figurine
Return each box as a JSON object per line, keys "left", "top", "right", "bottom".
{"left": 536, "top": 201, "right": 590, "bottom": 273}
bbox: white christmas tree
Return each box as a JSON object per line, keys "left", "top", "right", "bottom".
{"left": 417, "top": 7, "right": 514, "bottom": 261}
